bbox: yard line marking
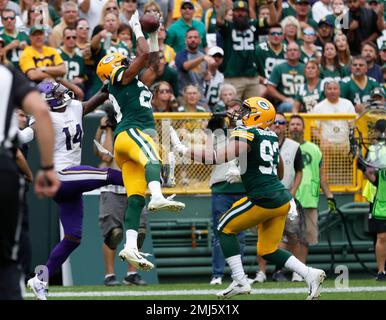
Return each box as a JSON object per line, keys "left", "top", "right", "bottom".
{"left": 24, "top": 286, "right": 386, "bottom": 298}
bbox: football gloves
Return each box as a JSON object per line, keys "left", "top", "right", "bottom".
{"left": 327, "top": 197, "right": 338, "bottom": 214}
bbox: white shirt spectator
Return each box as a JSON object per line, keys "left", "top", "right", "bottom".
{"left": 312, "top": 97, "right": 356, "bottom": 144}
{"left": 312, "top": 0, "right": 333, "bottom": 23}
{"left": 77, "top": 0, "right": 108, "bottom": 37}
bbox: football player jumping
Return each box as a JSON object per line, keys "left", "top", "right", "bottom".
{"left": 19, "top": 81, "right": 124, "bottom": 300}
{"left": 96, "top": 11, "right": 185, "bottom": 273}
{"left": 175, "top": 96, "right": 326, "bottom": 300}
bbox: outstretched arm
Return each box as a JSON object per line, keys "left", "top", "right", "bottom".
{"left": 187, "top": 139, "right": 250, "bottom": 164}
{"left": 82, "top": 87, "right": 109, "bottom": 116}
{"left": 121, "top": 11, "right": 150, "bottom": 85}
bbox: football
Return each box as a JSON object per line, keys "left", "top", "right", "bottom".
{"left": 139, "top": 13, "right": 160, "bottom": 33}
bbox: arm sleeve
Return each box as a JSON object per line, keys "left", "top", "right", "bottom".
{"left": 230, "top": 128, "right": 255, "bottom": 144}
{"left": 53, "top": 49, "right": 64, "bottom": 65}
{"left": 175, "top": 50, "right": 188, "bottom": 72}
{"left": 11, "top": 66, "right": 37, "bottom": 106}
{"left": 19, "top": 48, "right": 36, "bottom": 74}
{"left": 18, "top": 127, "right": 35, "bottom": 144}
{"left": 268, "top": 64, "right": 280, "bottom": 87}
{"left": 294, "top": 147, "right": 304, "bottom": 171}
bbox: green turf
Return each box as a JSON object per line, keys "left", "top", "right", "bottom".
{"left": 25, "top": 279, "right": 386, "bottom": 300}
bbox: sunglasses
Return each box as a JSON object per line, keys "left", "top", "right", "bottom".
{"left": 303, "top": 30, "right": 316, "bottom": 36}
{"left": 159, "top": 89, "right": 171, "bottom": 94}
{"left": 65, "top": 36, "right": 77, "bottom": 40}
{"left": 77, "top": 26, "right": 90, "bottom": 30}
{"left": 2, "top": 16, "right": 15, "bottom": 21}
{"left": 270, "top": 31, "right": 282, "bottom": 36}
{"left": 181, "top": 5, "right": 194, "bottom": 10}
{"left": 273, "top": 120, "right": 286, "bottom": 125}
{"left": 106, "top": 7, "right": 118, "bottom": 11}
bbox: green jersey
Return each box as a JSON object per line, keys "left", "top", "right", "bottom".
{"left": 219, "top": 20, "right": 266, "bottom": 77}
{"left": 255, "top": 42, "right": 286, "bottom": 79}
{"left": 300, "top": 46, "right": 322, "bottom": 64}
{"left": 57, "top": 48, "right": 85, "bottom": 81}
{"left": 268, "top": 62, "right": 305, "bottom": 99}
{"left": 296, "top": 141, "right": 322, "bottom": 208}
{"left": 294, "top": 80, "right": 325, "bottom": 112}
{"left": 109, "top": 68, "right": 155, "bottom": 135}
{"left": 0, "top": 30, "right": 29, "bottom": 69}
{"left": 341, "top": 76, "right": 380, "bottom": 105}
{"left": 320, "top": 65, "right": 350, "bottom": 84}
{"left": 230, "top": 127, "right": 291, "bottom": 208}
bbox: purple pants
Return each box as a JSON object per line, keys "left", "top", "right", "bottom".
{"left": 54, "top": 165, "right": 123, "bottom": 237}
{"left": 44, "top": 165, "right": 123, "bottom": 278}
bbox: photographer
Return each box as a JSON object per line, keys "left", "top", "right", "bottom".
{"left": 207, "top": 99, "right": 246, "bottom": 286}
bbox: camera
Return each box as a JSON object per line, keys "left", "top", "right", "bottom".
{"left": 103, "top": 103, "right": 117, "bottom": 129}
{"left": 207, "top": 112, "right": 228, "bottom": 131}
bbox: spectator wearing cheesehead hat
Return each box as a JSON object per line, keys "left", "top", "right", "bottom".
{"left": 216, "top": 0, "right": 278, "bottom": 101}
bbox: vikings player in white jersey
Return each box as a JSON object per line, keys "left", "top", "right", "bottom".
{"left": 19, "top": 81, "right": 124, "bottom": 300}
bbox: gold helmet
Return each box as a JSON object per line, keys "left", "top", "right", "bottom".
{"left": 96, "top": 52, "right": 128, "bottom": 82}
{"left": 232, "top": 97, "right": 276, "bottom": 129}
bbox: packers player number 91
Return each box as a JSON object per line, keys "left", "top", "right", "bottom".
{"left": 176, "top": 96, "right": 326, "bottom": 300}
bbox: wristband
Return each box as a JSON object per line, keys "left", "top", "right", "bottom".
{"left": 40, "top": 164, "right": 54, "bottom": 171}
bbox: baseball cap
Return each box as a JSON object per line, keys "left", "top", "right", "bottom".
{"left": 208, "top": 46, "right": 224, "bottom": 57}
{"left": 318, "top": 18, "right": 333, "bottom": 28}
{"left": 295, "top": 0, "right": 310, "bottom": 4}
{"left": 366, "top": 0, "right": 379, "bottom": 3}
{"left": 381, "top": 41, "right": 386, "bottom": 51}
{"left": 233, "top": 1, "right": 248, "bottom": 11}
{"left": 30, "top": 25, "right": 45, "bottom": 35}
{"left": 180, "top": 0, "right": 194, "bottom": 8}
{"left": 371, "top": 87, "right": 385, "bottom": 98}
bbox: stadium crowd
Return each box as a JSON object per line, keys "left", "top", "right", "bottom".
{"left": 0, "top": 0, "right": 386, "bottom": 300}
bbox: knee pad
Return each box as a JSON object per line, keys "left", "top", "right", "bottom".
{"left": 104, "top": 227, "right": 123, "bottom": 250}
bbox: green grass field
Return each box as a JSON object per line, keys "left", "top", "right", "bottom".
{"left": 25, "top": 279, "right": 386, "bottom": 300}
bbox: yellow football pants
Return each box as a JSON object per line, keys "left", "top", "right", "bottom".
{"left": 218, "top": 196, "right": 290, "bottom": 256}
{"left": 114, "top": 128, "right": 161, "bottom": 197}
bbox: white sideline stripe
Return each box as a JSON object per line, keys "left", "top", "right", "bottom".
{"left": 25, "top": 286, "right": 386, "bottom": 298}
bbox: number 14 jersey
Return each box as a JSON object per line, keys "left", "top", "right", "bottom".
{"left": 231, "top": 127, "right": 292, "bottom": 208}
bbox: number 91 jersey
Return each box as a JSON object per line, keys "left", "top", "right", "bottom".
{"left": 230, "top": 126, "right": 291, "bottom": 208}
{"left": 108, "top": 68, "right": 155, "bottom": 135}
{"left": 50, "top": 100, "right": 84, "bottom": 172}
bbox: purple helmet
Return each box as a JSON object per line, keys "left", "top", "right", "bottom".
{"left": 37, "top": 81, "right": 74, "bottom": 110}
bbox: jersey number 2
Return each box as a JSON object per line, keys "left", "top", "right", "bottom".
{"left": 259, "top": 140, "right": 279, "bottom": 175}
{"left": 63, "top": 124, "right": 83, "bottom": 150}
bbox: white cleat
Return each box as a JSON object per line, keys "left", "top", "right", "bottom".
{"left": 27, "top": 275, "right": 48, "bottom": 300}
{"left": 209, "top": 276, "right": 222, "bottom": 285}
{"left": 216, "top": 276, "right": 251, "bottom": 299}
{"left": 147, "top": 195, "right": 185, "bottom": 213}
{"left": 119, "top": 247, "right": 154, "bottom": 271}
{"left": 292, "top": 272, "right": 303, "bottom": 282}
{"left": 304, "top": 268, "right": 326, "bottom": 300}
{"left": 249, "top": 271, "right": 267, "bottom": 284}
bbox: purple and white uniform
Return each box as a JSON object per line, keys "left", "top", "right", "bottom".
{"left": 21, "top": 98, "right": 123, "bottom": 279}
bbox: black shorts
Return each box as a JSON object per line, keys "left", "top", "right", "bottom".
{"left": 368, "top": 216, "right": 386, "bottom": 234}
